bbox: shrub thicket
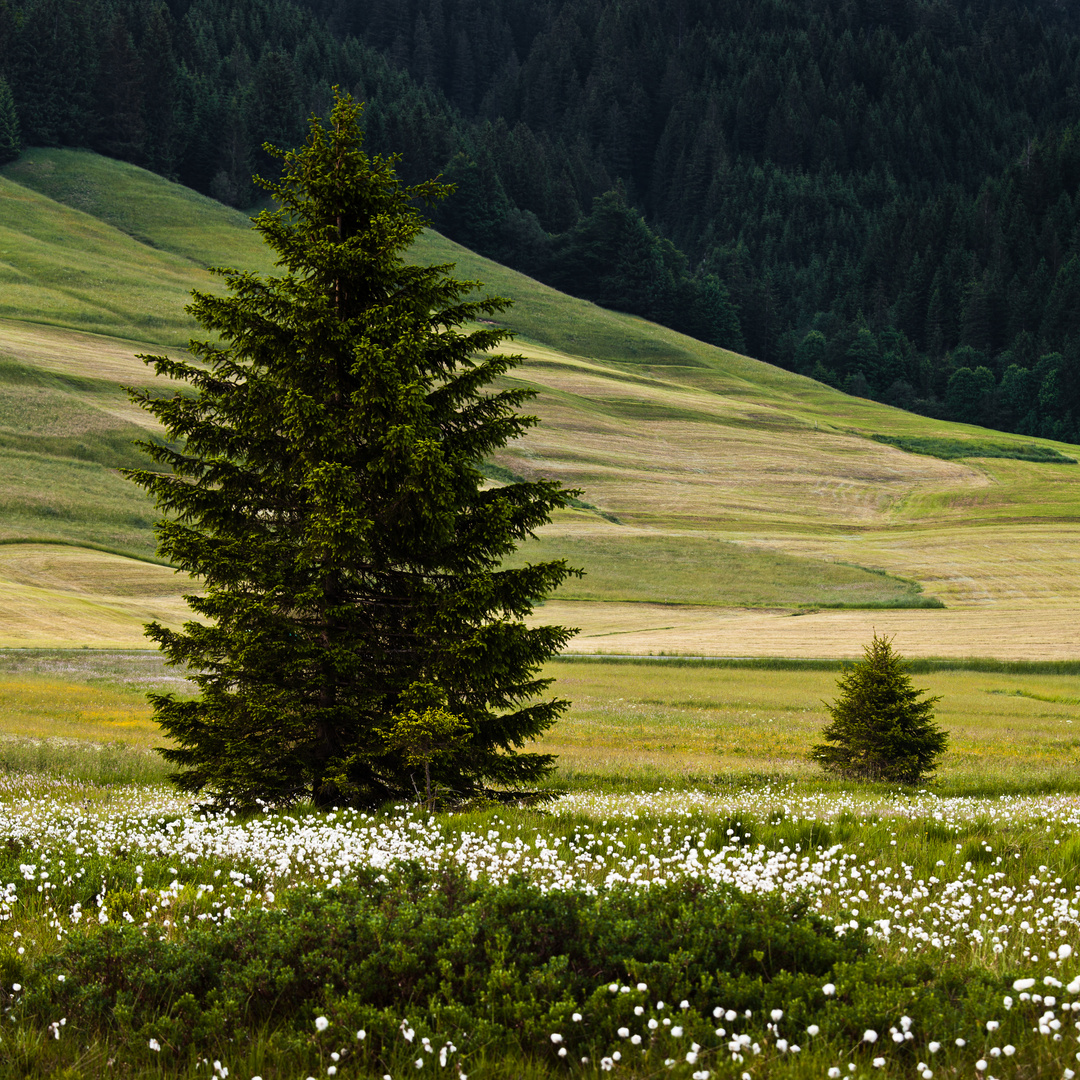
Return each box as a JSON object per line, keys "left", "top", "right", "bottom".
{"left": 22, "top": 862, "right": 1007, "bottom": 1077}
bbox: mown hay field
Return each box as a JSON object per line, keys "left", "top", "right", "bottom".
{"left": 4, "top": 150, "right": 1080, "bottom": 660}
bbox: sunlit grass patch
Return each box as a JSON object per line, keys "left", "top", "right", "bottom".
{"left": 508, "top": 526, "right": 940, "bottom": 608}
{"left": 873, "top": 433, "right": 1078, "bottom": 463}
{"left": 0, "top": 548, "right": 191, "bottom": 646}
{"left": 537, "top": 659, "right": 1080, "bottom": 795}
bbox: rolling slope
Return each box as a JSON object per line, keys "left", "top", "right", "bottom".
{"left": 1, "top": 149, "right": 1079, "bottom": 658}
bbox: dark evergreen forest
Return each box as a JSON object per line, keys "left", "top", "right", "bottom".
{"left": 3, "top": 0, "right": 1080, "bottom": 440}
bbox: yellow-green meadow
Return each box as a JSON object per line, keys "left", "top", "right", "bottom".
{"left": 3, "top": 651, "right": 1078, "bottom": 799}
{"left": 4, "top": 149, "right": 1080, "bottom": 660}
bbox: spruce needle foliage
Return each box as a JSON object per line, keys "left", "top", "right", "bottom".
{"left": 126, "top": 94, "right": 580, "bottom": 809}
{"left": 810, "top": 634, "right": 947, "bottom": 784}
{"left": 0, "top": 75, "right": 21, "bottom": 166}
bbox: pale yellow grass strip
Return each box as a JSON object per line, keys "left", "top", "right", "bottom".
{"left": 543, "top": 599, "right": 1080, "bottom": 660}
{"left": 0, "top": 545, "right": 189, "bottom": 647}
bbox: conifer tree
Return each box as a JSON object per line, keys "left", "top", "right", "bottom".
{"left": 810, "top": 634, "right": 947, "bottom": 784}
{"left": 127, "top": 94, "right": 579, "bottom": 809}
{"left": 0, "top": 76, "right": 21, "bottom": 166}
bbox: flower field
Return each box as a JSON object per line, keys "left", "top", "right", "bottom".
{"left": 3, "top": 771, "right": 1080, "bottom": 1078}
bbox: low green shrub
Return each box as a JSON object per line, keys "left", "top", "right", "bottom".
{"left": 13, "top": 862, "right": 1020, "bottom": 1078}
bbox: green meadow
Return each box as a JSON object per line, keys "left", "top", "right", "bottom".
{"left": 2, "top": 655, "right": 1080, "bottom": 1078}
{"left": 3, "top": 651, "right": 1079, "bottom": 799}
{"left": 4, "top": 149, "right": 1080, "bottom": 655}
{"left": 2, "top": 151, "right": 1080, "bottom": 1079}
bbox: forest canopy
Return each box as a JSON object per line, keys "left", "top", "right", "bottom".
{"left": 3, "top": 0, "right": 1080, "bottom": 440}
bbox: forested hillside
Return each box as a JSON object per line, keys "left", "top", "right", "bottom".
{"left": 3, "top": 0, "right": 1080, "bottom": 439}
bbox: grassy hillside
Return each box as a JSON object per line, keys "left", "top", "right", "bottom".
{"left": 2, "top": 149, "right": 1080, "bottom": 655}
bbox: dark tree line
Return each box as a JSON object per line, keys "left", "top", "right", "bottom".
{"left": 0, "top": 0, "right": 741, "bottom": 349}
{"left": 4, "top": 0, "right": 1080, "bottom": 436}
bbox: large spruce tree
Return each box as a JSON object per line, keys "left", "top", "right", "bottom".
{"left": 127, "top": 94, "right": 578, "bottom": 809}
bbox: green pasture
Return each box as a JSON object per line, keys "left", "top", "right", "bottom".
{"left": 538, "top": 658, "right": 1080, "bottom": 795}
{"left": 3, "top": 651, "right": 1079, "bottom": 798}
{"left": 2, "top": 149, "right": 1080, "bottom": 658}
{"left": 2, "top": 652, "right": 1080, "bottom": 1078}
{"left": 2, "top": 149, "right": 277, "bottom": 274}
{"left": 512, "top": 526, "right": 936, "bottom": 607}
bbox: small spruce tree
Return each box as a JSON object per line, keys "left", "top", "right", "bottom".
{"left": 126, "top": 94, "right": 579, "bottom": 808}
{"left": 810, "top": 633, "right": 947, "bottom": 784}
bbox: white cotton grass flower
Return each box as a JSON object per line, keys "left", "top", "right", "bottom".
{"left": 357, "top": 1030, "right": 366, "bottom": 1041}
{"left": 928, "top": 1041, "right": 940, "bottom": 1053}
{"left": 637, "top": 982, "right": 648, "bottom": 992}
{"left": 1013, "top": 978, "right": 1036, "bottom": 991}
{"left": 986, "top": 1020, "right": 999, "bottom": 1031}
{"left": 315, "top": 1016, "right": 329, "bottom": 1032}
{"left": 671, "top": 1026, "right": 683, "bottom": 1037}
{"left": 807, "top": 1025, "right": 820, "bottom": 1036}
{"left": 771, "top": 1009, "right": 783, "bottom": 1021}
{"left": 975, "top": 1060, "right": 987, "bottom": 1072}
{"left": 863, "top": 1030, "right": 878, "bottom": 1043}
{"left": 872, "top": 1059, "right": 885, "bottom": 1069}
{"left": 550, "top": 1033, "right": 563, "bottom": 1044}
{"left": 1003, "top": 1045, "right": 1015, "bottom": 1056}
{"left": 822, "top": 983, "right": 836, "bottom": 996}
{"left": 148, "top": 1038, "right": 161, "bottom": 1052}
{"left": 572, "top": 1013, "right": 582, "bottom": 1022}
